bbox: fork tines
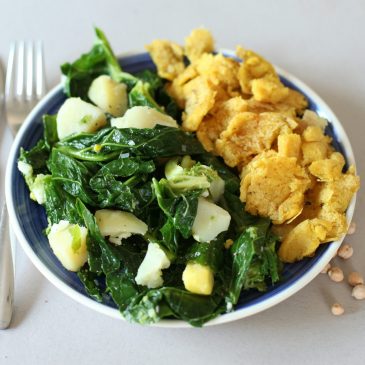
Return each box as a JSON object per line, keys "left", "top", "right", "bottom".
{"left": 6, "top": 41, "right": 46, "bottom": 102}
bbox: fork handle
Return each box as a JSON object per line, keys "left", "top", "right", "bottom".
{"left": 0, "top": 202, "right": 14, "bottom": 329}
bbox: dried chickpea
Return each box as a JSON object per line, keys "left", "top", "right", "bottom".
{"left": 347, "top": 222, "right": 356, "bottom": 235}
{"left": 328, "top": 267, "right": 344, "bottom": 282}
{"left": 337, "top": 244, "right": 353, "bottom": 259}
{"left": 331, "top": 303, "right": 344, "bottom": 316}
{"left": 352, "top": 284, "right": 365, "bottom": 300}
{"left": 348, "top": 272, "right": 364, "bottom": 287}
{"left": 321, "top": 263, "right": 331, "bottom": 274}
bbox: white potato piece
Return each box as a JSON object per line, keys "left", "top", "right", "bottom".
{"left": 182, "top": 262, "right": 214, "bottom": 295}
{"left": 88, "top": 75, "right": 128, "bottom": 117}
{"left": 48, "top": 220, "right": 88, "bottom": 272}
{"left": 111, "top": 106, "right": 178, "bottom": 129}
{"left": 135, "top": 243, "right": 171, "bottom": 288}
{"left": 30, "top": 174, "right": 50, "bottom": 204}
{"left": 192, "top": 197, "right": 231, "bottom": 242}
{"left": 95, "top": 209, "right": 148, "bottom": 245}
{"left": 57, "top": 97, "right": 107, "bottom": 139}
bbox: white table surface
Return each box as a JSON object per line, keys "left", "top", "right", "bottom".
{"left": 0, "top": 1, "right": 364, "bottom": 364}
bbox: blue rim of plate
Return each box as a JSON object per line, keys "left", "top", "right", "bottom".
{"left": 5, "top": 51, "right": 356, "bottom": 327}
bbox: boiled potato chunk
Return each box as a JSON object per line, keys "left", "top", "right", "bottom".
{"left": 182, "top": 262, "right": 214, "bottom": 295}
{"left": 48, "top": 220, "right": 88, "bottom": 272}
{"left": 57, "top": 97, "right": 107, "bottom": 139}
{"left": 111, "top": 106, "right": 178, "bottom": 129}
{"left": 95, "top": 209, "right": 148, "bottom": 245}
{"left": 88, "top": 75, "right": 128, "bottom": 117}
{"left": 192, "top": 197, "right": 231, "bottom": 242}
{"left": 135, "top": 243, "right": 171, "bottom": 288}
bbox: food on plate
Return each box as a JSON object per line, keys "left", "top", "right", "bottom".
{"left": 151, "top": 28, "right": 359, "bottom": 264}
{"left": 18, "top": 27, "right": 359, "bottom": 326}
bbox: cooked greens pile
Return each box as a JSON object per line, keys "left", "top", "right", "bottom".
{"left": 18, "top": 28, "right": 281, "bottom": 326}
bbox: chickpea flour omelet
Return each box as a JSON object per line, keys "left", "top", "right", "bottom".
{"left": 17, "top": 28, "right": 359, "bottom": 326}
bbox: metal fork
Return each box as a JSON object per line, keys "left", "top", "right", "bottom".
{"left": 0, "top": 41, "right": 47, "bottom": 329}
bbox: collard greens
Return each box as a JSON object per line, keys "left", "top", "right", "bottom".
{"left": 19, "top": 28, "right": 281, "bottom": 326}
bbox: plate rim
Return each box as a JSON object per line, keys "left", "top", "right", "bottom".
{"left": 5, "top": 50, "right": 357, "bottom": 328}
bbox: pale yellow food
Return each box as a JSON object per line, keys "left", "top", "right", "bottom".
{"left": 315, "top": 171, "right": 360, "bottom": 213}
{"left": 278, "top": 133, "right": 301, "bottom": 158}
{"left": 195, "top": 53, "right": 240, "bottom": 91}
{"left": 48, "top": 221, "right": 88, "bottom": 272}
{"left": 308, "top": 152, "right": 345, "bottom": 181}
{"left": 145, "top": 40, "right": 185, "bottom": 81}
{"left": 278, "top": 218, "right": 332, "bottom": 262}
{"left": 197, "top": 96, "right": 248, "bottom": 152}
{"left": 166, "top": 65, "right": 198, "bottom": 108}
{"left": 182, "top": 262, "right": 214, "bottom": 295}
{"left": 302, "top": 125, "right": 328, "bottom": 142}
{"left": 215, "top": 112, "right": 296, "bottom": 168}
{"left": 251, "top": 75, "right": 289, "bottom": 103}
{"left": 301, "top": 141, "right": 330, "bottom": 165}
{"left": 185, "top": 28, "right": 215, "bottom": 62}
{"left": 240, "top": 151, "right": 311, "bottom": 224}
{"left": 146, "top": 28, "right": 360, "bottom": 264}
{"left": 182, "top": 76, "right": 216, "bottom": 131}
{"left": 236, "top": 46, "right": 277, "bottom": 95}
{"left": 88, "top": 75, "right": 128, "bottom": 117}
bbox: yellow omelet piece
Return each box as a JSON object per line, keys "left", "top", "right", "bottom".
{"left": 246, "top": 89, "right": 308, "bottom": 116}
{"left": 278, "top": 133, "right": 301, "bottom": 159}
{"left": 182, "top": 76, "right": 216, "bottom": 131}
{"left": 240, "top": 151, "right": 311, "bottom": 224}
{"left": 184, "top": 28, "right": 215, "bottom": 62}
{"left": 194, "top": 53, "right": 240, "bottom": 91}
{"left": 278, "top": 218, "right": 333, "bottom": 263}
{"left": 236, "top": 46, "right": 277, "bottom": 95}
{"left": 308, "top": 152, "right": 345, "bottom": 181}
{"left": 215, "top": 112, "right": 296, "bottom": 168}
{"left": 251, "top": 75, "right": 289, "bottom": 103}
{"left": 196, "top": 96, "right": 248, "bottom": 152}
{"left": 145, "top": 40, "right": 185, "bottom": 81}
{"left": 166, "top": 65, "right": 198, "bottom": 108}
{"left": 315, "top": 167, "right": 360, "bottom": 212}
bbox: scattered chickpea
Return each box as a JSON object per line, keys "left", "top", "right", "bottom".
{"left": 337, "top": 244, "right": 354, "bottom": 259}
{"left": 348, "top": 272, "right": 364, "bottom": 287}
{"left": 352, "top": 284, "right": 365, "bottom": 300}
{"left": 347, "top": 222, "right": 356, "bottom": 235}
{"left": 331, "top": 303, "right": 344, "bottom": 316}
{"left": 328, "top": 267, "right": 344, "bottom": 282}
{"left": 321, "top": 263, "right": 331, "bottom": 274}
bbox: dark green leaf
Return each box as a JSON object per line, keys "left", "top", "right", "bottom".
{"left": 185, "top": 235, "right": 225, "bottom": 273}
{"left": 227, "top": 219, "right": 281, "bottom": 305}
{"left": 61, "top": 28, "right": 137, "bottom": 99}
{"left": 55, "top": 126, "right": 204, "bottom": 162}
{"left": 43, "top": 114, "right": 59, "bottom": 149}
{"left": 106, "top": 270, "right": 140, "bottom": 311}
{"left": 123, "top": 287, "right": 225, "bottom": 327}
{"left": 77, "top": 266, "right": 104, "bottom": 302}
{"left": 48, "top": 149, "right": 97, "bottom": 206}
{"left": 43, "top": 178, "right": 83, "bottom": 225}
{"left": 19, "top": 140, "right": 49, "bottom": 174}
{"left": 76, "top": 199, "right": 120, "bottom": 275}
{"left": 221, "top": 191, "right": 259, "bottom": 234}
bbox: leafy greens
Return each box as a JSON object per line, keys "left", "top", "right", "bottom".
{"left": 18, "top": 27, "right": 282, "bottom": 327}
